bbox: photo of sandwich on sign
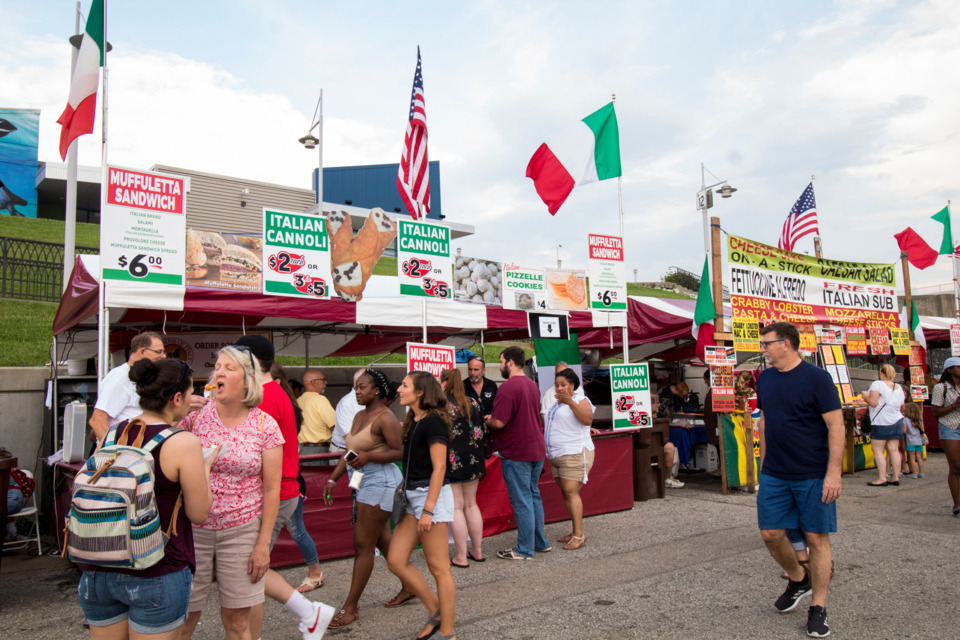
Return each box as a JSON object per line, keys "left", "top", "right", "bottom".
{"left": 185, "top": 228, "right": 263, "bottom": 292}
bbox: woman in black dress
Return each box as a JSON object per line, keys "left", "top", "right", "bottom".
{"left": 440, "top": 368, "right": 486, "bottom": 567}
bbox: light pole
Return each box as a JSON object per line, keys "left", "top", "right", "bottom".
{"left": 299, "top": 89, "right": 323, "bottom": 212}
{"left": 556, "top": 244, "right": 562, "bottom": 268}
{"left": 697, "top": 162, "right": 737, "bottom": 257}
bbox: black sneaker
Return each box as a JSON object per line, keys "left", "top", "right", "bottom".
{"left": 774, "top": 571, "right": 812, "bottom": 612}
{"left": 806, "top": 605, "right": 830, "bottom": 637}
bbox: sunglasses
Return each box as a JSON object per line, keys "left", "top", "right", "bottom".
{"left": 232, "top": 344, "right": 258, "bottom": 371}
{"left": 158, "top": 359, "right": 192, "bottom": 398}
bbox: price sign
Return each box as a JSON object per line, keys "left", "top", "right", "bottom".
{"left": 587, "top": 234, "right": 627, "bottom": 311}
{"left": 100, "top": 166, "right": 187, "bottom": 287}
{"left": 502, "top": 264, "right": 548, "bottom": 311}
{"left": 610, "top": 363, "right": 652, "bottom": 429}
{"left": 733, "top": 317, "right": 761, "bottom": 352}
{"left": 397, "top": 220, "right": 451, "bottom": 299}
{"left": 262, "top": 209, "right": 332, "bottom": 299}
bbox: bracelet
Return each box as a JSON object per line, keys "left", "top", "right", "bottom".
{"left": 422, "top": 509, "right": 434, "bottom": 516}
{"left": 325, "top": 480, "right": 336, "bottom": 487}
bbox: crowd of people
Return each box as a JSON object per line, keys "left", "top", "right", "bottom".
{"left": 61, "top": 323, "right": 959, "bottom": 640}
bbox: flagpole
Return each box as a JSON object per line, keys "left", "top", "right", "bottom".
{"left": 63, "top": 1, "right": 81, "bottom": 293}
{"left": 612, "top": 92, "right": 628, "bottom": 363}
{"left": 949, "top": 200, "right": 960, "bottom": 322}
{"left": 98, "top": 0, "right": 110, "bottom": 383}
{"left": 902, "top": 251, "right": 914, "bottom": 342}
{"left": 810, "top": 174, "right": 823, "bottom": 258}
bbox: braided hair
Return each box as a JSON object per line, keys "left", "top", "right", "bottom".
{"left": 364, "top": 368, "right": 393, "bottom": 399}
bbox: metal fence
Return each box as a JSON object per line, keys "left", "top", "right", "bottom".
{"left": 0, "top": 236, "right": 99, "bottom": 303}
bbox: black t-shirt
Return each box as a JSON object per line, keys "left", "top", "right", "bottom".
{"left": 464, "top": 377, "right": 498, "bottom": 416}
{"left": 403, "top": 412, "right": 450, "bottom": 484}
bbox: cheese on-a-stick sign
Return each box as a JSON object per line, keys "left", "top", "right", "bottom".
{"left": 406, "top": 343, "right": 456, "bottom": 377}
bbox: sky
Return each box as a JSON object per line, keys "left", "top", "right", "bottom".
{"left": 1, "top": 0, "right": 958, "bottom": 293}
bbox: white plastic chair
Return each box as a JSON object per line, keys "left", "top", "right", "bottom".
{"left": 4, "top": 469, "right": 42, "bottom": 556}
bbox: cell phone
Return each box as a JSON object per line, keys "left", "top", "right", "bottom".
{"left": 344, "top": 450, "right": 358, "bottom": 462}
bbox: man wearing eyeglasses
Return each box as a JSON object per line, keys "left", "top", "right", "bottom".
{"left": 88, "top": 331, "right": 166, "bottom": 441}
{"left": 298, "top": 368, "right": 337, "bottom": 446}
{"left": 754, "top": 322, "right": 842, "bottom": 638}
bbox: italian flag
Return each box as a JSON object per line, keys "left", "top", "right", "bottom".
{"left": 57, "top": 0, "right": 104, "bottom": 161}
{"left": 902, "top": 300, "right": 926, "bottom": 350}
{"left": 692, "top": 257, "right": 716, "bottom": 360}
{"left": 525, "top": 102, "right": 621, "bottom": 215}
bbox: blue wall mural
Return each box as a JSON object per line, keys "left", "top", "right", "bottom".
{"left": 0, "top": 108, "right": 40, "bottom": 218}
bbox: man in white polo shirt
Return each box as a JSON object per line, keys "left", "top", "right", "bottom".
{"left": 88, "top": 331, "right": 166, "bottom": 441}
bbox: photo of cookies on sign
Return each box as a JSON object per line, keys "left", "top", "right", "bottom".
{"left": 325, "top": 207, "right": 397, "bottom": 302}
{"left": 545, "top": 269, "right": 588, "bottom": 310}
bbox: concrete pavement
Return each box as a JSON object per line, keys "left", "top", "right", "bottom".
{"left": 2, "top": 453, "right": 958, "bottom": 639}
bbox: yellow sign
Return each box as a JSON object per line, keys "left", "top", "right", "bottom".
{"left": 889, "top": 327, "right": 911, "bottom": 355}
{"left": 732, "top": 317, "right": 760, "bottom": 352}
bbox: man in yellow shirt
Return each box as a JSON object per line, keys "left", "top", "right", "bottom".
{"left": 298, "top": 369, "right": 336, "bottom": 445}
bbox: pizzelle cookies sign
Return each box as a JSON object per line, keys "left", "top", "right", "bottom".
{"left": 397, "top": 219, "right": 452, "bottom": 299}
{"left": 262, "top": 209, "right": 332, "bottom": 299}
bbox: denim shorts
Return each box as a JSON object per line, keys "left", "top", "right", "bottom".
{"left": 939, "top": 423, "right": 960, "bottom": 441}
{"left": 757, "top": 473, "right": 837, "bottom": 534}
{"left": 348, "top": 462, "right": 402, "bottom": 512}
{"left": 406, "top": 483, "right": 454, "bottom": 523}
{"left": 870, "top": 419, "right": 904, "bottom": 441}
{"left": 78, "top": 565, "right": 192, "bottom": 634}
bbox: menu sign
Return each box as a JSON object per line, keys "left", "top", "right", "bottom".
{"left": 816, "top": 325, "right": 845, "bottom": 345}
{"left": 705, "top": 346, "right": 737, "bottom": 365}
{"left": 398, "top": 219, "right": 451, "bottom": 299}
{"left": 869, "top": 327, "right": 890, "bottom": 355}
{"left": 845, "top": 326, "right": 868, "bottom": 355}
{"left": 609, "top": 363, "right": 652, "bottom": 429}
{"left": 587, "top": 234, "right": 627, "bottom": 311}
{"left": 911, "top": 386, "right": 929, "bottom": 401}
{"left": 952, "top": 324, "right": 960, "bottom": 356}
{"left": 501, "top": 264, "right": 547, "bottom": 311}
{"left": 712, "top": 387, "right": 735, "bottom": 413}
{"left": 406, "top": 343, "right": 455, "bottom": 376}
{"left": 101, "top": 166, "right": 187, "bottom": 287}
{"left": 889, "top": 328, "right": 911, "bottom": 355}
{"left": 732, "top": 317, "right": 761, "bottom": 353}
{"left": 798, "top": 323, "right": 817, "bottom": 354}
{"left": 261, "top": 209, "right": 331, "bottom": 299}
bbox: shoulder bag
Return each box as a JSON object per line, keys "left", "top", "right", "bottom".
{"left": 859, "top": 400, "right": 886, "bottom": 435}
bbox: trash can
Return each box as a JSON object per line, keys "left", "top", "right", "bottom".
{"left": 632, "top": 418, "right": 668, "bottom": 501}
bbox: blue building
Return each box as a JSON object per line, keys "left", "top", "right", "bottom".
{"left": 314, "top": 161, "right": 442, "bottom": 220}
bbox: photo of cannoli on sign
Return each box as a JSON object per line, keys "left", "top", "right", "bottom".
{"left": 325, "top": 207, "right": 397, "bottom": 302}
{"left": 185, "top": 228, "right": 263, "bottom": 292}
{"left": 545, "top": 269, "right": 589, "bottom": 310}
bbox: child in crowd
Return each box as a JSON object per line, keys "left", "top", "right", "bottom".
{"left": 902, "top": 402, "right": 925, "bottom": 478}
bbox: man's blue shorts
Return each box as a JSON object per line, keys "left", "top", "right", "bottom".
{"left": 757, "top": 473, "right": 837, "bottom": 534}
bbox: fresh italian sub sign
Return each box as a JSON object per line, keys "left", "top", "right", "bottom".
{"left": 727, "top": 235, "right": 898, "bottom": 327}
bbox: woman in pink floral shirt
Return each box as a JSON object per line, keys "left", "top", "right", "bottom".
{"left": 179, "top": 346, "right": 284, "bottom": 640}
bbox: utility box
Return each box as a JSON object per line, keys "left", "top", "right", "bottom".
{"left": 692, "top": 442, "right": 719, "bottom": 473}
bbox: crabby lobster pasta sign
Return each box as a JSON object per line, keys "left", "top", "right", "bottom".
{"left": 727, "top": 235, "right": 898, "bottom": 328}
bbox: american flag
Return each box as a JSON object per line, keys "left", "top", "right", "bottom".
{"left": 397, "top": 47, "right": 429, "bottom": 220}
{"left": 778, "top": 182, "right": 819, "bottom": 252}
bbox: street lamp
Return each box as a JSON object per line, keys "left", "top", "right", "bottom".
{"left": 697, "top": 162, "right": 737, "bottom": 256}
{"left": 299, "top": 89, "right": 323, "bottom": 211}
{"left": 556, "top": 244, "right": 562, "bottom": 268}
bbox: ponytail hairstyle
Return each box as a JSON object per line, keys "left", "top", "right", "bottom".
{"left": 270, "top": 362, "right": 303, "bottom": 430}
{"left": 440, "top": 368, "right": 471, "bottom": 419}
{"left": 401, "top": 371, "right": 453, "bottom": 441}
{"left": 129, "top": 358, "right": 193, "bottom": 413}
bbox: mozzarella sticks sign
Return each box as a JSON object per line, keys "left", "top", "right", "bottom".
{"left": 727, "top": 235, "right": 898, "bottom": 327}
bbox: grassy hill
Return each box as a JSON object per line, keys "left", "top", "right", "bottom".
{"left": 0, "top": 216, "right": 100, "bottom": 248}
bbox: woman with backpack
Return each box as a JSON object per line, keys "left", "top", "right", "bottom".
{"left": 75, "top": 358, "right": 216, "bottom": 639}
{"left": 177, "top": 346, "right": 298, "bottom": 640}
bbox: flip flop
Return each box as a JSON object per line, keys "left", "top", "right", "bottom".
{"left": 467, "top": 551, "right": 485, "bottom": 563}
{"left": 385, "top": 590, "right": 417, "bottom": 608}
{"left": 450, "top": 559, "right": 469, "bottom": 569}
{"left": 562, "top": 535, "right": 586, "bottom": 550}
{"left": 557, "top": 533, "right": 574, "bottom": 544}
{"left": 295, "top": 573, "right": 324, "bottom": 593}
{"left": 867, "top": 481, "right": 888, "bottom": 487}
{"left": 328, "top": 608, "right": 359, "bottom": 629}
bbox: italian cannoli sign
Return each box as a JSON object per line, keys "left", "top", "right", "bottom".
{"left": 454, "top": 256, "right": 502, "bottom": 305}
{"left": 727, "top": 235, "right": 898, "bottom": 328}
{"left": 501, "top": 264, "right": 547, "bottom": 311}
{"left": 101, "top": 166, "right": 187, "bottom": 286}
{"left": 609, "top": 363, "right": 652, "bottom": 429}
{"left": 326, "top": 208, "right": 397, "bottom": 302}
{"left": 261, "top": 209, "right": 331, "bottom": 299}
{"left": 406, "top": 343, "right": 455, "bottom": 376}
{"left": 398, "top": 220, "right": 451, "bottom": 299}
{"left": 587, "top": 234, "right": 627, "bottom": 311}
{"left": 545, "top": 269, "right": 589, "bottom": 310}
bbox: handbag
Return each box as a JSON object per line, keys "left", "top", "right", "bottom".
{"left": 859, "top": 400, "right": 886, "bottom": 435}
{"left": 392, "top": 419, "right": 421, "bottom": 525}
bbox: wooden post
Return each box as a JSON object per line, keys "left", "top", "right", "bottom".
{"left": 901, "top": 252, "right": 914, "bottom": 341}
{"left": 710, "top": 215, "right": 730, "bottom": 494}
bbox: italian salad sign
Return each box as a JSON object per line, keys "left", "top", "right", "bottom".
{"left": 727, "top": 235, "right": 898, "bottom": 327}
{"left": 398, "top": 220, "right": 451, "bottom": 299}
{"left": 406, "top": 343, "right": 455, "bottom": 376}
{"left": 587, "top": 234, "right": 627, "bottom": 310}
{"left": 609, "top": 363, "right": 652, "bottom": 429}
{"left": 262, "top": 209, "right": 331, "bottom": 299}
{"left": 100, "top": 166, "right": 187, "bottom": 285}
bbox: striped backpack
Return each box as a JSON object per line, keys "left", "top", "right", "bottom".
{"left": 62, "top": 419, "right": 183, "bottom": 569}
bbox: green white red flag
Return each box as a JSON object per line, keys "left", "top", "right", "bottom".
{"left": 57, "top": 0, "right": 104, "bottom": 160}
{"left": 692, "top": 257, "right": 716, "bottom": 360}
{"left": 525, "top": 102, "right": 621, "bottom": 215}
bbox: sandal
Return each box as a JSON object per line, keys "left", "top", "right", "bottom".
{"left": 328, "top": 608, "right": 359, "bottom": 629}
{"left": 295, "top": 572, "right": 324, "bottom": 593}
{"left": 467, "top": 551, "right": 485, "bottom": 562}
{"left": 557, "top": 533, "right": 574, "bottom": 544}
{"left": 450, "top": 558, "right": 469, "bottom": 569}
{"left": 562, "top": 535, "right": 586, "bottom": 550}
{"left": 385, "top": 589, "right": 417, "bottom": 608}
{"left": 416, "top": 611, "right": 440, "bottom": 639}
